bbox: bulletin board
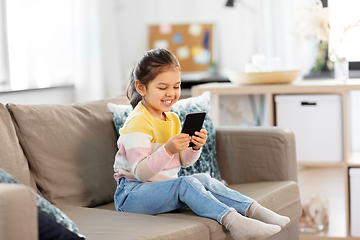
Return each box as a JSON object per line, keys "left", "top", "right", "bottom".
{"left": 148, "top": 23, "right": 213, "bottom": 72}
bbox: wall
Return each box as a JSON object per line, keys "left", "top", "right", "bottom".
{"left": 115, "top": 0, "right": 302, "bottom": 81}
{"left": 0, "top": 85, "right": 75, "bottom": 105}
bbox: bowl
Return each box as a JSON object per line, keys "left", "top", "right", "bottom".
{"left": 227, "top": 70, "right": 301, "bottom": 85}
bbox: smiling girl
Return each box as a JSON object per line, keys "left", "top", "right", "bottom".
{"left": 113, "top": 48, "right": 289, "bottom": 239}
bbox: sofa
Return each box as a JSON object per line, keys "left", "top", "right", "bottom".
{"left": 0, "top": 94, "right": 302, "bottom": 240}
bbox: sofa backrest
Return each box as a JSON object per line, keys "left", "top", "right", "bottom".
{"left": 0, "top": 104, "right": 36, "bottom": 188}
{"left": 6, "top": 96, "right": 129, "bottom": 207}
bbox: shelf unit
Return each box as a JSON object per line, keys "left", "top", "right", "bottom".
{"left": 191, "top": 79, "right": 360, "bottom": 239}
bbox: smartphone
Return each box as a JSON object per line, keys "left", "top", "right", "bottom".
{"left": 181, "top": 111, "right": 206, "bottom": 147}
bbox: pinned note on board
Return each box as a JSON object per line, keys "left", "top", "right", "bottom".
{"left": 173, "top": 32, "right": 183, "bottom": 44}
{"left": 188, "top": 24, "right": 202, "bottom": 36}
{"left": 176, "top": 46, "right": 190, "bottom": 60}
{"left": 159, "top": 24, "right": 172, "bottom": 34}
{"left": 154, "top": 40, "right": 169, "bottom": 49}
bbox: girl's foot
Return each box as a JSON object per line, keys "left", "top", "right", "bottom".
{"left": 222, "top": 211, "right": 281, "bottom": 240}
{"left": 247, "top": 201, "right": 290, "bottom": 228}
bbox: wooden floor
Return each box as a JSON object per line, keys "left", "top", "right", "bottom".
{"left": 297, "top": 167, "right": 353, "bottom": 239}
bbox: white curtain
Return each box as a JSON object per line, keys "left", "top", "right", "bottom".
{"left": 260, "top": 0, "right": 307, "bottom": 74}
{"left": 0, "top": 0, "right": 8, "bottom": 85}
{"left": 73, "top": 0, "right": 123, "bottom": 103}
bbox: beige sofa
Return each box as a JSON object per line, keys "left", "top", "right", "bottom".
{"left": 0, "top": 96, "right": 301, "bottom": 240}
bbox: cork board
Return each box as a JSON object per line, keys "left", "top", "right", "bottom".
{"left": 148, "top": 23, "right": 213, "bottom": 72}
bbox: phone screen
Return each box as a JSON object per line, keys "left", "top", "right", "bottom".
{"left": 181, "top": 111, "right": 206, "bottom": 147}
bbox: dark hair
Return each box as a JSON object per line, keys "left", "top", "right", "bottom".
{"left": 127, "top": 48, "right": 180, "bottom": 108}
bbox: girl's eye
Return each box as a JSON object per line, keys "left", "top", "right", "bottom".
{"left": 174, "top": 86, "right": 180, "bottom": 89}
{"left": 159, "top": 88, "right": 166, "bottom": 90}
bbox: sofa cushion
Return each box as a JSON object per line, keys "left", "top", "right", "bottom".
{"left": 159, "top": 211, "right": 228, "bottom": 239}
{"left": 229, "top": 181, "right": 302, "bottom": 224}
{"left": 0, "top": 103, "right": 34, "bottom": 188}
{"left": 6, "top": 96, "right": 127, "bottom": 207}
{"left": 107, "top": 103, "right": 132, "bottom": 136}
{"left": 94, "top": 180, "right": 301, "bottom": 240}
{"left": 0, "top": 168, "right": 84, "bottom": 238}
{"left": 157, "top": 180, "right": 302, "bottom": 239}
{"left": 108, "top": 91, "right": 224, "bottom": 182}
{"left": 58, "top": 205, "right": 210, "bottom": 240}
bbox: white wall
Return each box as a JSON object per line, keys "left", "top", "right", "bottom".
{"left": 115, "top": 0, "right": 302, "bottom": 82}
{"left": 0, "top": 85, "right": 75, "bottom": 105}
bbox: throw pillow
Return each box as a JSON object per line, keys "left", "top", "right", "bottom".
{"left": 170, "top": 91, "right": 223, "bottom": 182}
{"left": 107, "top": 103, "right": 132, "bottom": 136}
{"left": 38, "top": 211, "right": 84, "bottom": 240}
{"left": 0, "top": 168, "right": 85, "bottom": 239}
{"left": 107, "top": 91, "right": 224, "bottom": 182}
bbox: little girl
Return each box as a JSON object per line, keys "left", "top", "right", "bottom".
{"left": 113, "top": 48, "right": 290, "bottom": 239}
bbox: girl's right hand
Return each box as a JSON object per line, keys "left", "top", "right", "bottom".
{"left": 164, "top": 133, "right": 191, "bottom": 156}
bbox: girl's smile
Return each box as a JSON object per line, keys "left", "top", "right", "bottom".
{"left": 162, "top": 99, "right": 173, "bottom": 107}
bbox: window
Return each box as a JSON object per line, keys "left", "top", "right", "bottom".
{"left": 328, "top": 0, "right": 360, "bottom": 62}
{"left": 0, "top": 0, "right": 74, "bottom": 89}
{"left": 0, "top": 0, "right": 9, "bottom": 85}
{"left": 329, "top": 0, "right": 360, "bottom": 77}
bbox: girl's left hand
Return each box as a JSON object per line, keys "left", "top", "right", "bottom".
{"left": 191, "top": 129, "right": 207, "bottom": 150}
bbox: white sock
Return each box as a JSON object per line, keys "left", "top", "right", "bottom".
{"left": 222, "top": 211, "right": 281, "bottom": 240}
{"left": 247, "top": 202, "right": 290, "bottom": 228}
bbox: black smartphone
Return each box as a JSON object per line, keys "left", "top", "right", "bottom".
{"left": 181, "top": 111, "right": 206, "bottom": 147}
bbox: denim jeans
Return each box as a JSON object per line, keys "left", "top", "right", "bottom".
{"left": 114, "top": 173, "right": 254, "bottom": 224}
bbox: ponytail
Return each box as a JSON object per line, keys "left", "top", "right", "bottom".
{"left": 126, "top": 68, "right": 142, "bottom": 109}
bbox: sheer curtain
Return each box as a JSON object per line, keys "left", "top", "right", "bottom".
{"left": 0, "top": 0, "right": 8, "bottom": 85}
{"left": 4, "top": 0, "right": 75, "bottom": 90}
{"left": 73, "top": 0, "right": 123, "bottom": 103}
{"left": 2, "top": 0, "right": 123, "bottom": 101}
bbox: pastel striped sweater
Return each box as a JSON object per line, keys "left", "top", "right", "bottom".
{"left": 113, "top": 102, "right": 201, "bottom": 182}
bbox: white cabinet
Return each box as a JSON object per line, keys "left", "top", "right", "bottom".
{"left": 275, "top": 94, "right": 342, "bottom": 162}
{"left": 349, "top": 168, "right": 360, "bottom": 237}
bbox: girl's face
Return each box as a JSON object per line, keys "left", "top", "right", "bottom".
{"left": 136, "top": 67, "right": 181, "bottom": 121}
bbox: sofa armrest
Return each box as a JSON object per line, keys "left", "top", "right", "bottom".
{"left": 0, "top": 184, "right": 38, "bottom": 240}
{"left": 215, "top": 126, "right": 297, "bottom": 185}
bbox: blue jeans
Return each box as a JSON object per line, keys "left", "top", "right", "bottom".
{"left": 114, "top": 173, "right": 254, "bottom": 224}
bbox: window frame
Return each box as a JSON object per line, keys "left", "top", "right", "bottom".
{"left": 0, "top": 0, "right": 10, "bottom": 86}
{"left": 325, "top": 0, "right": 360, "bottom": 76}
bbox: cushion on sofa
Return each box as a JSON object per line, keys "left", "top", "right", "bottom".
{"left": 157, "top": 180, "right": 302, "bottom": 239}
{"left": 0, "top": 103, "right": 34, "bottom": 188}
{"left": 107, "top": 103, "right": 132, "bottom": 136}
{"left": 58, "top": 204, "right": 210, "bottom": 240}
{"left": 0, "top": 168, "right": 85, "bottom": 239}
{"left": 38, "top": 211, "right": 84, "bottom": 240}
{"left": 6, "top": 96, "right": 128, "bottom": 207}
{"left": 108, "top": 91, "right": 224, "bottom": 182}
{"left": 229, "top": 181, "right": 302, "bottom": 225}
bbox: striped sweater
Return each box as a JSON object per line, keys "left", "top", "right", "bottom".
{"left": 113, "top": 102, "right": 201, "bottom": 182}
